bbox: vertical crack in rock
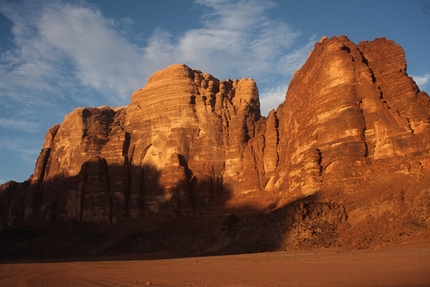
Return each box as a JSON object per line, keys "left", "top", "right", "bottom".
{"left": 138, "top": 144, "right": 152, "bottom": 215}
{"left": 209, "top": 93, "right": 216, "bottom": 112}
{"left": 123, "top": 132, "right": 132, "bottom": 217}
{"left": 123, "top": 132, "right": 132, "bottom": 165}
{"left": 202, "top": 95, "right": 207, "bottom": 110}
{"left": 357, "top": 41, "right": 420, "bottom": 136}
{"left": 221, "top": 110, "right": 231, "bottom": 146}
{"left": 316, "top": 148, "right": 323, "bottom": 176}
{"left": 178, "top": 154, "right": 193, "bottom": 182}
{"left": 358, "top": 100, "right": 369, "bottom": 157}
{"left": 32, "top": 124, "right": 60, "bottom": 212}
{"left": 359, "top": 51, "right": 377, "bottom": 83}
{"left": 189, "top": 95, "right": 196, "bottom": 106}
{"left": 177, "top": 153, "right": 194, "bottom": 213}
{"left": 251, "top": 144, "right": 263, "bottom": 190}
{"left": 405, "top": 117, "right": 414, "bottom": 134}
{"left": 34, "top": 150, "right": 50, "bottom": 211}
{"left": 100, "top": 157, "right": 112, "bottom": 223}
{"left": 243, "top": 120, "right": 251, "bottom": 143}
{"left": 126, "top": 163, "right": 132, "bottom": 217}
{"left": 377, "top": 88, "right": 391, "bottom": 110}
{"left": 79, "top": 162, "right": 88, "bottom": 222}
{"left": 271, "top": 111, "right": 280, "bottom": 168}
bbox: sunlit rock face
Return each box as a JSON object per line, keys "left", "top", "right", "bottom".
{"left": 1, "top": 36, "right": 430, "bottom": 243}
{"left": 270, "top": 35, "right": 430, "bottom": 201}
{"left": 0, "top": 64, "right": 261, "bottom": 224}
{"left": 124, "top": 64, "right": 261, "bottom": 205}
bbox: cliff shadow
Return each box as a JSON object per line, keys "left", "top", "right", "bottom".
{"left": 0, "top": 161, "right": 348, "bottom": 262}
{"left": 0, "top": 160, "right": 243, "bottom": 261}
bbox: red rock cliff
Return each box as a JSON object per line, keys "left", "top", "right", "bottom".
{"left": 269, "top": 36, "right": 430, "bottom": 201}
{"left": 1, "top": 37, "right": 429, "bottom": 248}
{"left": 1, "top": 64, "right": 261, "bottom": 224}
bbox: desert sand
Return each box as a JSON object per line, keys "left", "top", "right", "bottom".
{"left": 1, "top": 241, "right": 429, "bottom": 287}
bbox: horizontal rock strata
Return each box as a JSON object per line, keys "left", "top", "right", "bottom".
{"left": 1, "top": 36, "right": 429, "bottom": 252}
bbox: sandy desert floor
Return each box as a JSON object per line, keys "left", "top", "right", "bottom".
{"left": 1, "top": 241, "right": 429, "bottom": 287}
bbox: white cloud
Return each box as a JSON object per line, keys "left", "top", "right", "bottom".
{"left": 278, "top": 38, "right": 316, "bottom": 75}
{"left": 0, "top": 0, "right": 314, "bottom": 116}
{"left": 0, "top": 0, "right": 141, "bottom": 108}
{"left": 258, "top": 37, "right": 316, "bottom": 115}
{"left": 0, "top": 0, "right": 317, "bottom": 183}
{"left": 147, "top": 0, "right": 314, "bottom": 114}
{"left": 260, "top": 85, "right": 289, "bottom": 115}
{"left": 175, "top": 0, "right": 303, "bottom": 82}
{"left": 412, "top": 73, "right": 430, "bottom": 91}
{"left": 148, "top": 0, "right": 313, "bottom": 115}
{"left": 37, "top": 3, "right": 145, "bottom": 100}
{"left": 0, "top": 118, "right": 39, "bottom": 133}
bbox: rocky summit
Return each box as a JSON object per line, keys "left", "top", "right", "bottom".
{"left": 1, "top": 35, "right": 429, "bottom": 258}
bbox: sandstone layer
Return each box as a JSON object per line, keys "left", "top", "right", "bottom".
{"left": 273, "top": 36, "right": 430, "bottom": 198}
{"left": 1, "top": 64, "right": 261, "bottom": 225}
{"left": 1, "top": 36, "right": 429, "bottom": 256}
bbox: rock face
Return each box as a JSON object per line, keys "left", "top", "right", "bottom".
{"left": 271, "top": 36, "right": 430, "bottom": 199}
{"left": 1, "top": 36, "right": 430, "bottom": 253}
{"left": 1, "top": 64, "right": 261, "bottom": 225}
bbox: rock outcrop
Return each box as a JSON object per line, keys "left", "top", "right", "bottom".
{"left": 1, "top": 36, "right": 429, "bottom": 254}
{"left": 272, "top": 36, "right": 430, "bottom": 199}
{"left": 1, "top": 64, "right": 262, "bottom": 225}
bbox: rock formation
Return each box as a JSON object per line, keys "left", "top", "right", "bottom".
{"left": 272, "top": 36, "right": 430, "bottom": 198}
{"left": 1, "top": 64, "right": 262, "bottom": 225}
{"left": 1, "top": 36, "right": 429, "bottom": 255}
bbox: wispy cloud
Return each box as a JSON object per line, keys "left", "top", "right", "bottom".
{"left": 260, "top": 85, "right": 289, "bottom": 115}
{"left": 175, "top": 0, "right": 305, "bottom": 83}
{"left": 38, "top": 2, "right": 145, "bottom": 101}
{"left": 0, "top": 118, "right": 39, "bottom": 133}
{"left": 411, "top": 73, "right": 430, "bottom": 91}
{"left": 0, "top": 0, "right": 314, "bottom": 183}
{"left": 138, "top": 0, "right": 315, "bottom": 116}
{"left": 0, "top": 136, "right": 40, "bottom": 154}
{"left": 0, "top": 0, "right": 313, "bottom": 114}
{"left": 258, "top": 37, "right": 316, "bottom": 114}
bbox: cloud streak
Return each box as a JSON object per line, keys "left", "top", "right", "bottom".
{"left": 0, "top": 118, "right": 39, "bottom": 133}
{"left": 1, "top": 0, "right": 313, "bottom": 113}
{"left": 0, "top": 0, "right": 315, "bottom": 182}
{"left": 38, "top": 2, "right": 145, "bottom": 100}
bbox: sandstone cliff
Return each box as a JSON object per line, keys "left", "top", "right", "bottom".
{"left": 1, "top": 64, "right": 262, "bottom": 225}
{"left": 272, "top": 36, "right": 430, "bottom": 197}
{"left": 1, "top": 36, "right": 429, "bottom": 255}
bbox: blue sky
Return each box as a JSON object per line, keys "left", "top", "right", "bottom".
{"left": 0, "top": 0, "right": 429, "bottom": 184}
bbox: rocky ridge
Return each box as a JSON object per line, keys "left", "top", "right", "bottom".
{"left": 1, "top": 35, "right": 429, "bottom": 257}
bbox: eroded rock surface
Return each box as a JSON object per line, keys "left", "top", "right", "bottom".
{"left": 1, "top": 64, "right": 261, "bottom": 224}
{"left": 1, "top": 36, "right": 429, "bottom": 255}
{"left": 271, "top": 36, "right": 430, "bottom": 201}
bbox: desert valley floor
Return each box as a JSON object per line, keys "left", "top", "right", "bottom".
{"left": 1, "top": 239, "right": 429, "bottom": 287}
